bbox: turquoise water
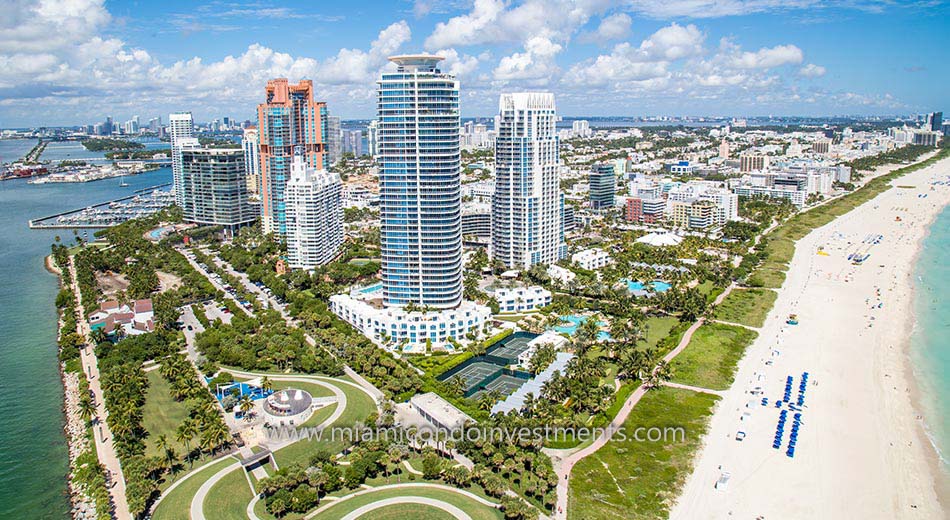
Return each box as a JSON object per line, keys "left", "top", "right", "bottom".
{"left": 0, "top": 167, "right": 171, "bottom": 518}
{"left": 358, "top": 282, "right": 383, "bottom": 294}
{"left": 553, "top": 315, "right": 611, "bottom": 341}
{"left": 910, "top": 204, "right": 950, "bottom": 469}
{"left": 624, "top": 279, "right": 672, "bottom": 294}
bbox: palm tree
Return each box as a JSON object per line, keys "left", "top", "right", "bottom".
{"left": 261, "top": 376, "right": 273, "bottom": 394}
{"left": 238, "top": 395, "right": 254, "bottom": 421}
{"left": 78, "top": 394, "right": 95, "bottom": 423}
{"left": 176, "top": 419, "right": 196, "bottom": 465}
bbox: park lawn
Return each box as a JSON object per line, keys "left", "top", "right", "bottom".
{"left": 671, "top": 323, "right": 758, "bottom": 391}
{"left": 568, "top": 387, "right": 719, "bottom": 520}
{"left": 272, "top": 378, "right": 376, "bottom": 468}
{"left": 152, "top": 457, "right": 236, "bottom": 520}
{"left": 203, "top": 465, "right": 254, "bottom": 520}
{"left": 713, "top": 288, "right": 777, "bottom": 328}
{"left": 270, "top": 380, "right": 336, "bottom": 399}
{"left": 641, "top": 316, "right": 680, "bottom": 349}
{"left": 314, "top": 486, "right": 503, "bottom": 520}
{"left": 142, "top": 369, "right": 193, "bottom": 458}
{"left": 694, "top": 281, "right": 723, "bottom": 303}
{"left": 352, "top": 502, "right": 456, "bottom": 519}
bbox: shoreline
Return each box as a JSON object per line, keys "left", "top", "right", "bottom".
{"left": 905, "top": 205, "right": 950, "bottom": 501}
{"left": 671, "top": 153, "right": 950, "bottom": 519}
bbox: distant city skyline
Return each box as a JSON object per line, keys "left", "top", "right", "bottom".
{"left": 1, "top": 0, "right": 948, "bottom": 127}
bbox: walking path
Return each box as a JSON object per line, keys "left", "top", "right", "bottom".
{"left": 339, "top": 496, "right": 472, "bottom": 520}
{"left": 550, "top": 283, "right": 735, "bottom": 519}
{"left": 661, "top": 381, "right": 724, "bottom": 396}
{"left": 189, "top": 459, "right": 242, "bottom": 520}
{"left": 709, "top": 319, "right": 759, "bottom": 331}
{"left": 67, "top": 256, "right": 131, "bottom": 520}
{"left": 303, "top": 483, "right": 500, "bottom": 519}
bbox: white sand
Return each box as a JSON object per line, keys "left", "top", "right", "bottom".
{"left": 671, "top": 156, "right": 950, "bottom": 520}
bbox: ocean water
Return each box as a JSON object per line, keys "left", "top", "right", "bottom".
{"left": 910, "top": 204, "right": 950, "bottom": 470}
{"left": 0, "top": 139, "right": 39, "bottom": 163}
{"left": 0, "top": 167, "right": 171, "bottom": 518}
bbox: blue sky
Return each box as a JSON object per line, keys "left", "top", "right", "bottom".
{"left": 0, "top": 0, "right": 946, "bottom": 126}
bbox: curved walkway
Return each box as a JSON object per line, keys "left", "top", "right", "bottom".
{"left": 190, "top": 460, "right": 242, "bottom": 520}
{"left": 339, "top": 496, "right": 473, "bottom": 520}
{"left": 187, "top": 372, "right": 365, "bottom": 520}
{"left": 149, "top": 455, "right": 232, "bottom": 514}
{"left": 551, "top": 283, "right": 736, "bottom": 519}
{"left": 304, "top": 483, "right": 500, "bottom": 519}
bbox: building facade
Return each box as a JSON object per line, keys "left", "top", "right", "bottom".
{"left": 589, "top": 163, "right": 616, "bottom": 210}
{"left": 257, "top": 79, "right": 328, "bottom": 236}
{"left": 169, "top": 112, "right": 194, "bottom": 207}
{"left": 377, "top": 55, "right": 464, "bottom": 309}
{"left": 327, "top": 116, "right": 342, "bottom": 166}
{"left": 491, "top": 92, "right": 566, "bottom": 270}
{"left": 285, "top": 153, "right": 344, "bottom": 269}
{"left": 241, "top": 126, "right": 261, "bottom": 196}
{"left": 180, "top": 148, "right": 256, "bottom": 232}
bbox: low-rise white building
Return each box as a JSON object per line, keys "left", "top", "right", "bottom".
{"left": 547, "top": 264, "right": 576, "bottom": 284}
{"left": 492, "top": 286, "right": 552, "bottom": 313}
{"left": 410, "top": 392, "right": 474, "bottom": 432}
{"left": 517, "top": 330, "right": 569, "bottom": 369}
{"left": 329, "top": 295, "right": 491, "bottom": 350}
{"left": 572, "top": 248, "right": 613, "bottom": 270}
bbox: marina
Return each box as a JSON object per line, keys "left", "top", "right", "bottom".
{"left": 28, "top": 183, "right": 174, "bottom": 229}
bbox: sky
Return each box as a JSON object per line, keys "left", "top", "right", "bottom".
{"left": 0, "top": 0, "right": 947, "bottom": 127}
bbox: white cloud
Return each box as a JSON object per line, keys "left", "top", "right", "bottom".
{"left": 564, "top": 23, "right": 702, "bottom": 86}
{"left": 424, "top": 0, "right": 610, "bottom": 49}
{"left": 494, "top": 36, "right": 563, "bottom": 83}
{"left": 799, "top": 63, "right": 826, "bottom": 77}
{"left": 639, "top": 23, "right": 705, "bottom": 60}
{"left": 435, "top": 48, "right": 482, "bottom": 78}
{"left": 580, "top": 13, "right": 632, "bottom": 43}
{"left": 726, "top": 43, "right": 803, "bottom": 68}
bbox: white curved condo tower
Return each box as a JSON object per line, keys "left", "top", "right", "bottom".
{"left": 377, "top": 54, "right": 463, "bottom": 309}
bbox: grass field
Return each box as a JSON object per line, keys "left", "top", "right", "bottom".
{"left": 568, "top": 387, "right": 720, "bottom": 520}
{"left": 313, "top": 486, "right": 503, "bottom": 520}
{"left": 203, "top": 465, "right": 253, "bottom": 520}
{"left": 713, "top": 288, "right": 778, "bottom": 328}
{"left": 152, "top": 457, "right": 236, "bottom": 520}
{"left": 671, "top": 323, "right": 758, "bottom": 391}
{"left": 272, "top": 378, "right": 376, "bottom": 468}
{"left": 142, "top": 369, "right": 193, "bottom": 458}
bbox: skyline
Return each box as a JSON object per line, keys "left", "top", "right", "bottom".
{"left": 0, "top": 0, "right": 948, "bottom": 127}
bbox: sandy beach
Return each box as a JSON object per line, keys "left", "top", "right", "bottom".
{"left": 671, "top": 155, "right": 950, "bottom": 520}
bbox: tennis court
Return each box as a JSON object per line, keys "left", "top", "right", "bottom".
{"left": 445, "top": 361, "right": 502, "bottom": 393}
{"left": 486, "top": 331, "right": 537, "bottom": 363}
{"left": 473, "top": 373, "right": 527, "bottom": 397}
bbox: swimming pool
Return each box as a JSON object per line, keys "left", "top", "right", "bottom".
{"left": 358, "top": 282, "right": 383, "bottom": 295}
{"left": 624, "top": 279, "right": 672, "bottom": 294}
{"left": 553, "top": 315, "right": 611, "bottom": 341}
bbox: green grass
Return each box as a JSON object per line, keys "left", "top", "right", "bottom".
{"left": 671, "top": 323, "right": 758, "bottom": 391}
{"left": 568, "top": 387, "right": 719, "bottom": 520}
{"left": 748, "top": 267, "right": 787, "bottom": 289}
{"left": 203, "top": 465, "right": 253, "bottom": 520}
{"left": 142, "top": 369, "right": 193, "bottom": 458}
{"left": 152, "top": 457, "right": 236, "bottom": 520}
{"left": 713, "top": 288, "right": 777, "bottom": 328}
{"left": 695, "top": 280, "right": 723, "bottom": 303}
{"left": 641, "top": 316, "right": 680, "bottom": 349}
{"left": 405, "top": 351, "right": 474, "bottom": 378}
{"left": 313, "top": 486, "right": 503, "bottom": 520}
{"left": 271, "top": 378, "right": 376, "bottom": 468}
{"left": 358, "top": 502, "right": 454, "bottom": 519}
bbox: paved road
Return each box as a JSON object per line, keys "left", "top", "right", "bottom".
{"left": 68, "top": 256, "right": 131, "bottom": 520}
{"left": 339, "top": 496, "right": 473, "bottom": 520}
{"left": 551, "top": 283, "right": 736, "bottom": 519}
